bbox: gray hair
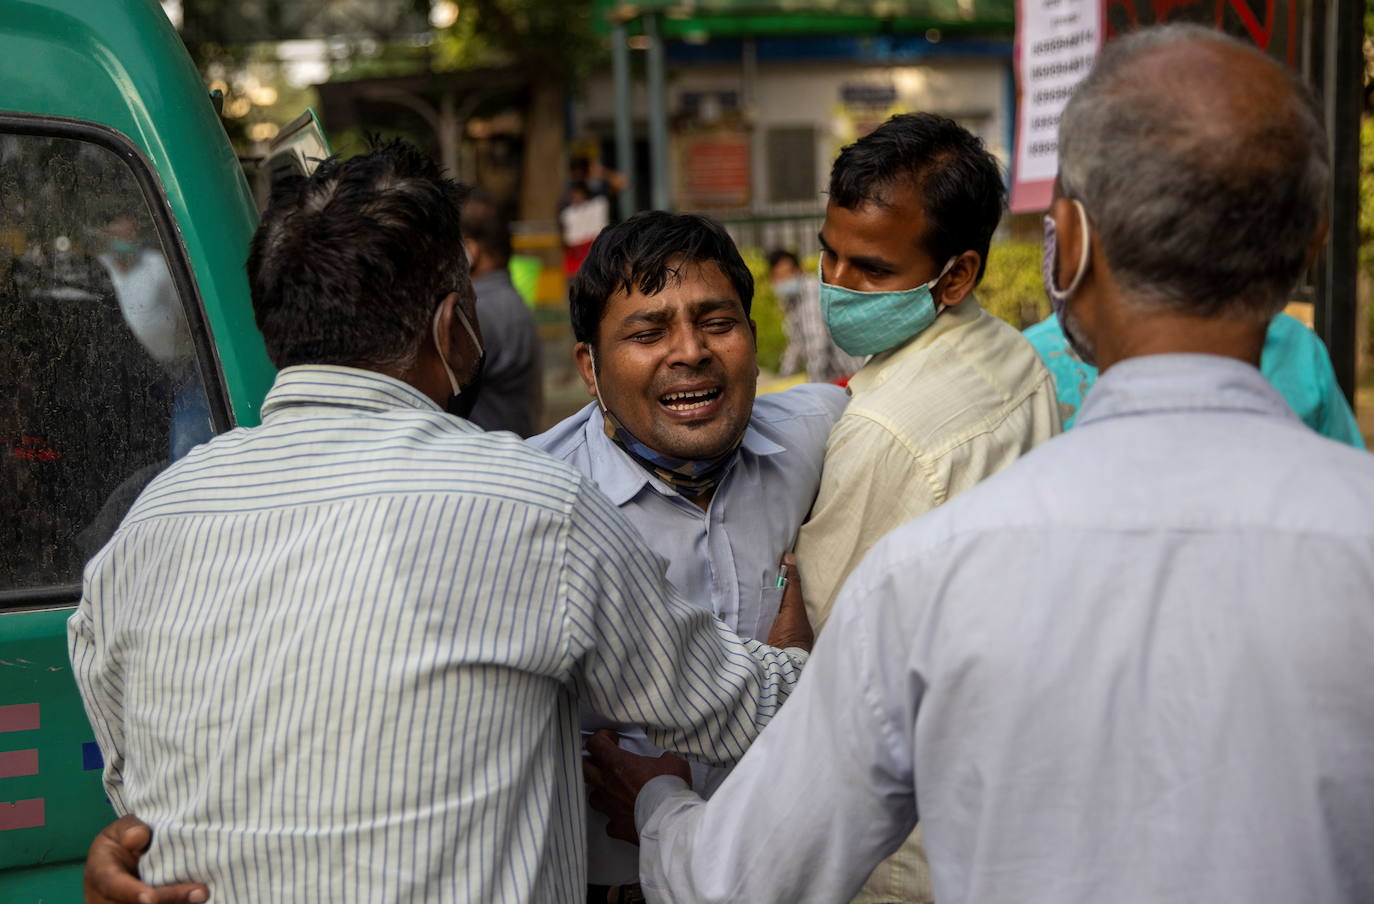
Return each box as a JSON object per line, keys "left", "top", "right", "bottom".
{"left": 1058, "top": 24, "right": 1328, "bottom": 320}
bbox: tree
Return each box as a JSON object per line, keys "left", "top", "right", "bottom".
{"left": 437, "top": 1, "right": 601, "bottom": 221}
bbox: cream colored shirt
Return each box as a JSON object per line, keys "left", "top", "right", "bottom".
{"left": 796, "top": 299, "right": 1061, "bottom": 904}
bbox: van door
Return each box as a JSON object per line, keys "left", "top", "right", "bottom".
{"left": 0, "top": 120, "right": 231, "bottom": 899}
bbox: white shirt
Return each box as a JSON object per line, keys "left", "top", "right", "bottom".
{"left": 68, "top": 365, "right": 807, "bottom": 903}
{"left": 531, "top": 384, "right": 846, "bottom": 882}
{"left": 560, "top": 196, "right": 611, "bottom": 245}
{"left": 636, "top": 354, "right": 1374, "bottom": 904}
{"left": 797, "top": 299, "right": 1061, "bottom": 630}
{"left": 99, "top": 248, "right": 192, "bottom": 367}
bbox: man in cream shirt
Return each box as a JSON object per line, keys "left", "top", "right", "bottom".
{"left": 795, "top": 113, "right": 1061, "bottom": 902}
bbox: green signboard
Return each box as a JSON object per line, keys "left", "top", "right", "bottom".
{"left": 595, "top": 0, "right": 1015, "bottom": 35}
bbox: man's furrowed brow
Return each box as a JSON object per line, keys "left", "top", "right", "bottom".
{"left": 687, "top": 298, "right": 742, "bottom": 317}
{"left": 620, "top": 306, "right": 674, "bottom": 327}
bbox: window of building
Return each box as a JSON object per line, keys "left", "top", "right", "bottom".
{"left": 765, "top": 126, "right": 819, "bottom": 204}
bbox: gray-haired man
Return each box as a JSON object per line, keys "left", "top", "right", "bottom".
{"left": 586, "top": 24, "right": 1374, "bottom": 903}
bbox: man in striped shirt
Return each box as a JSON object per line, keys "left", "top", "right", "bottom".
{"left": 72, "top": 140, "right": 809, "bottom": 903}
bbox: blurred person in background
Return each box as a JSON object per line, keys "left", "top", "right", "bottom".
{"left": 460, "top": 190, "right": 542, "bottom": 437}
{"left": 1025, "top": 308, "right": 1365, "bottom": 446}
{"left": 767, "top": 248, "right": 861, "bottom": 383}
{"left": 559, "top": 156, "right": 624, "bottom": 277}
{"left": 98, "top": 213, "right": 211, "bottom": 458}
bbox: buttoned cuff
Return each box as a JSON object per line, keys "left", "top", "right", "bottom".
{"left": 634, "top": 774, "right": 692, "bottom": 833}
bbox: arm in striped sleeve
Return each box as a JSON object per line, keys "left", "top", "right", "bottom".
{"left": 562, "top": 479, "right": 807, "bottom": 769}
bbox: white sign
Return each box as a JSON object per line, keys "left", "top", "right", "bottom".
{"left": 1010, "top": 0, "right": 1103, "bottom": 212}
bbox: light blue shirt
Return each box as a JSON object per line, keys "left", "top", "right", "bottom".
{"left": 69, "top": 365, "right": 808, "bottom": 903}
{"left": 637, "top": 354, "right": 1374, "bottom": 904}
{"left": 1024, "top": 311, "right": 1365, "bottom": 446}
{"left": 530, "top": 382, "right": 846, "bottom": 883}
{"left": 530, "top": 383, "right": 848, "bottom": 642}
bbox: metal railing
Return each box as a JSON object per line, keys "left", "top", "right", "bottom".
{"left": 697, "top": 207, "right": 825, "bottom": 258}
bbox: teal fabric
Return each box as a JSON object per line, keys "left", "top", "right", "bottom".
{"left": 1023, "top": 312, "right": 1366, "bottom": 448}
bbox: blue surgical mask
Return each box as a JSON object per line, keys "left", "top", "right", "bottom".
{"left": 818, "top": 256, "right": 956, "bottom": 357}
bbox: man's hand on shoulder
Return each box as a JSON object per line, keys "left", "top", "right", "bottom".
{"left": 583, "top": 730, "right": 692, "bottom": 845}
{"left": 85, "top": 815, "right": 209, "bottom": 904}
{"left": 766, "top": 553, "right": 814, "bottom": 652}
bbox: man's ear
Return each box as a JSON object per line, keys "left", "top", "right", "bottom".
{"left": 937, "top": 251, "right": 982, "bottom": 307}
{"left": 437, "top": 290, "right": 483, "bottom": 382}
{"left": 1049, "top": 195, "right": 1085, "bottom": 292}
{"left": 573, "top": 341, "right": 599, "bottom": 400}
{"left": 435, "top": 291, "right": 460, "bottom": 361}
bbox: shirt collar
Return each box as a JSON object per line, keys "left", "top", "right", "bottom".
{"left": 582, "top": 404, "right": 785, "bottom": 506}
{"left": 848, "top": 297, "right": 983, "bottom": 395}
{"left": 261, "top": 365, "right": 443, "bottom": 422}
{"left": 471, "top": 269, "right": 514, "bottom": 293}
{"left": 1076, "top": 353, "right": 1298, "bottom": 427}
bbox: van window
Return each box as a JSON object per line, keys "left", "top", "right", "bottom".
{"left": 0, "top": 132, "right": 214, "bottom": 596}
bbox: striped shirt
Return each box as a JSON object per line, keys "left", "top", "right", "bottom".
{"left": 68, "top": 365, "right": 806, "bottom": 903}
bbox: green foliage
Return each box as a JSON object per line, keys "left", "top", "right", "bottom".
{"left": 978, "top": 240, "right": 1050, "bottom": 329}
{"left": 743, "top": 249, "right": 787, "bottom": 372}
{"left": 432, "top": 0, "right": 601, "bottom": 80}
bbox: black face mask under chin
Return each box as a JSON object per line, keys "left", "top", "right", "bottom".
{"left": 433, "top": 301, "right": 485, "bottom": 420}
{"left": 445, "top": 355, "right": 485, "bottom": 419}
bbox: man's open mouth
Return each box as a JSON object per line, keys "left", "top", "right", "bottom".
{"left": 659, "top": 387, "right": 723, "bottom": 412}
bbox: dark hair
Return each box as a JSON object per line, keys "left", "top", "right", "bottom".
{"left": 569, "top": 211, "right": 754, "bottom": 345}
{"left": 767, "top": 249, "right": 800, "bottom": 270}
{"left": 829, "top": 113, "right": 1005, "bottom": 283}
{"left": 460, "top": 189, "right": 512, "bottom": 267}
{"left": 247, "top": 139, "right": 469, "bottom": 370}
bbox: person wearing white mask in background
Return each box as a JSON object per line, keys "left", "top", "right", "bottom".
{"left": 98, "top": 213, "right": 212, "bottom": 459}
{"left": 793, "top": 112, "right": 1061, "bottom": 904}
{"left": 767, "top": 248, "right": 862, "bottom": 383}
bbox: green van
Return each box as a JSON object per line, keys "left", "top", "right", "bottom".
{"left": 1, "top": 0, "right": 291, "bottom": 897}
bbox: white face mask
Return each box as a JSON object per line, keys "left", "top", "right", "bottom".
{"left": 773, "top": 275, "right": 805, "bottom": 299}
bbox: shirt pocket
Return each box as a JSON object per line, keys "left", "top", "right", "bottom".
{"left": 755, "top": 584, "right": 785, "bottom": 641}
